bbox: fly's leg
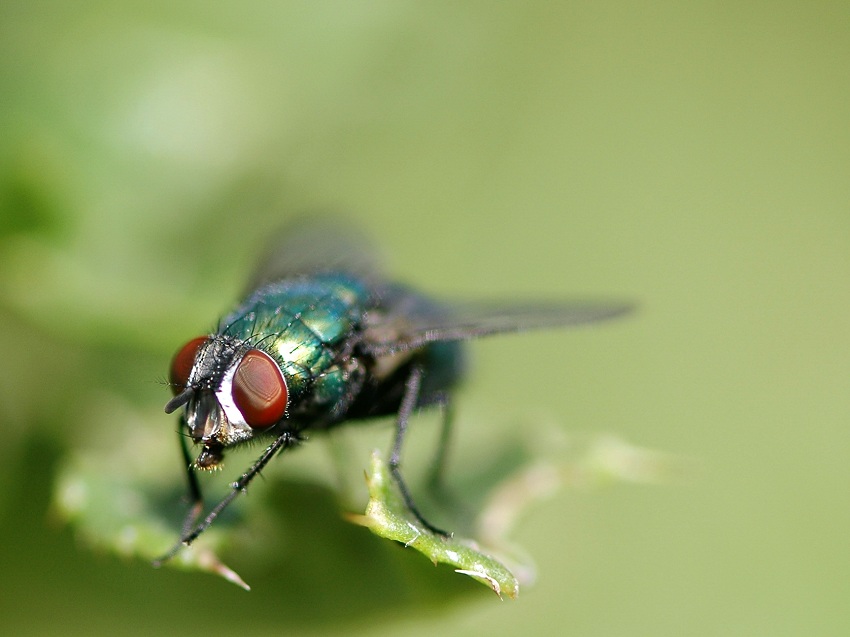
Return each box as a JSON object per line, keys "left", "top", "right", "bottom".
{"left": 389, "top": 364, "right": 451, "bottom": 537}
{"left": 153, "top": 430, "right": 296, "bottom": 566}
{"left": 424, "top": 394, "right": 475, "bottom": 530}
{"left": 176, "top": 418, "right": 204, "bottom": 540}
{"left": 425, "top": 394, "right": 465, "bottom": 514}
{"left": 426, "top": 393, "right": 454, "bottom": 494}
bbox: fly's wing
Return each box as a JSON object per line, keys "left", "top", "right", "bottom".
{"left": 362, "top": 299, "right": 634, "bottom": 357}
{"left": 242, "top": 216, "right": 384, "bottom": 295}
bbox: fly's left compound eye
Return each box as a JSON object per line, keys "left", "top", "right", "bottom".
{"left": 169, "top": 336, "right": 208, "bottom": 395}
{"left": 232, "top": 349, "right": 288, "bottom": 428}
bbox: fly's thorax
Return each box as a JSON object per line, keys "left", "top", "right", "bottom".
{"left": 221, "top": 273, "right": 371, "bottom": 408}
{"left": 167, "top": 334, "right": 291, "bottom": 469}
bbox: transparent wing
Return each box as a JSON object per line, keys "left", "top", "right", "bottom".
{"left": 242, "top": 216, "right": 384, "bottom": 295}
{"left": 362, "top": 299, "right": 634, "bottom": 357}
{"left": 245, "top": 218, "right": 634, "bottom": 352}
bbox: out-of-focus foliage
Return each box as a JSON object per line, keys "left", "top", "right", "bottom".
{"left": 2, "top": 1, "right": 849, "bottom": 636}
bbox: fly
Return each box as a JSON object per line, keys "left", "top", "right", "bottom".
{"left": 154, "top": 220, "right": 631, "bottom": 565}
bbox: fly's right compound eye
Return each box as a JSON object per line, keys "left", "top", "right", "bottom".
{"left": 169, "top": 336, "right": 208, "bottom": 395}
{"left": 231, "top": 349, "right": 288, "bottom": 428}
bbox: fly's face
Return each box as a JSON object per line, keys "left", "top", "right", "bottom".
{"left": 165, "top": 335, "right": 289, "bottom": 470}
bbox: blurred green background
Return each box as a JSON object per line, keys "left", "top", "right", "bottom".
{"left": 1, "top": 1, "right": 848, "bottom": 635}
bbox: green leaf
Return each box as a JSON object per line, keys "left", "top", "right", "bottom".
{"left": 52, "top": 396, "right": 674, "bottom": 596}
{"left": 52, "top": 423, "right": 253, "bottom": 590}
{"left": 348, "top": 450, "right": 521, "bottom": 599}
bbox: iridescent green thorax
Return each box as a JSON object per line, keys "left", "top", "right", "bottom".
{"left": 218, "top": 273, "right": 371, "bottom": 413}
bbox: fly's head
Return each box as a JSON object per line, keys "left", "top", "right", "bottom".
{"left": 165, "top": 335, "right": 289, "bottom": 470}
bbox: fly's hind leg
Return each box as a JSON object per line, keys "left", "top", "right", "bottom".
{"left": 389, "top": 364, "right": 451, "bottom": 537}
{"left": 425, "top": 393, "right": 464, "bottom": 515}
{"left": 425, "top": 393, "right": 481, "bottom": 534}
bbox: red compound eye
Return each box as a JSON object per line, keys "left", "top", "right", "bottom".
{"left": 169, "top": 336, "right": 207, "bottom": 395}
{"left": 232, "top": 349, "right": 288, "bottom": 428}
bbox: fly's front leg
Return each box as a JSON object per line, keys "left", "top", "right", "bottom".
{"left": 389, "top": 364, "right": 450, "bottom": 537}
{"left": 177, "top": 416, "right": 204, "bottom": 539}
{"left": 154, "top": 430, "right": 297, "bottom": 566}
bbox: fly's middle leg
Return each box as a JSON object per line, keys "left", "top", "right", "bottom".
{"left": 389, "top": 364, "right": 451, "bottom": 537}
